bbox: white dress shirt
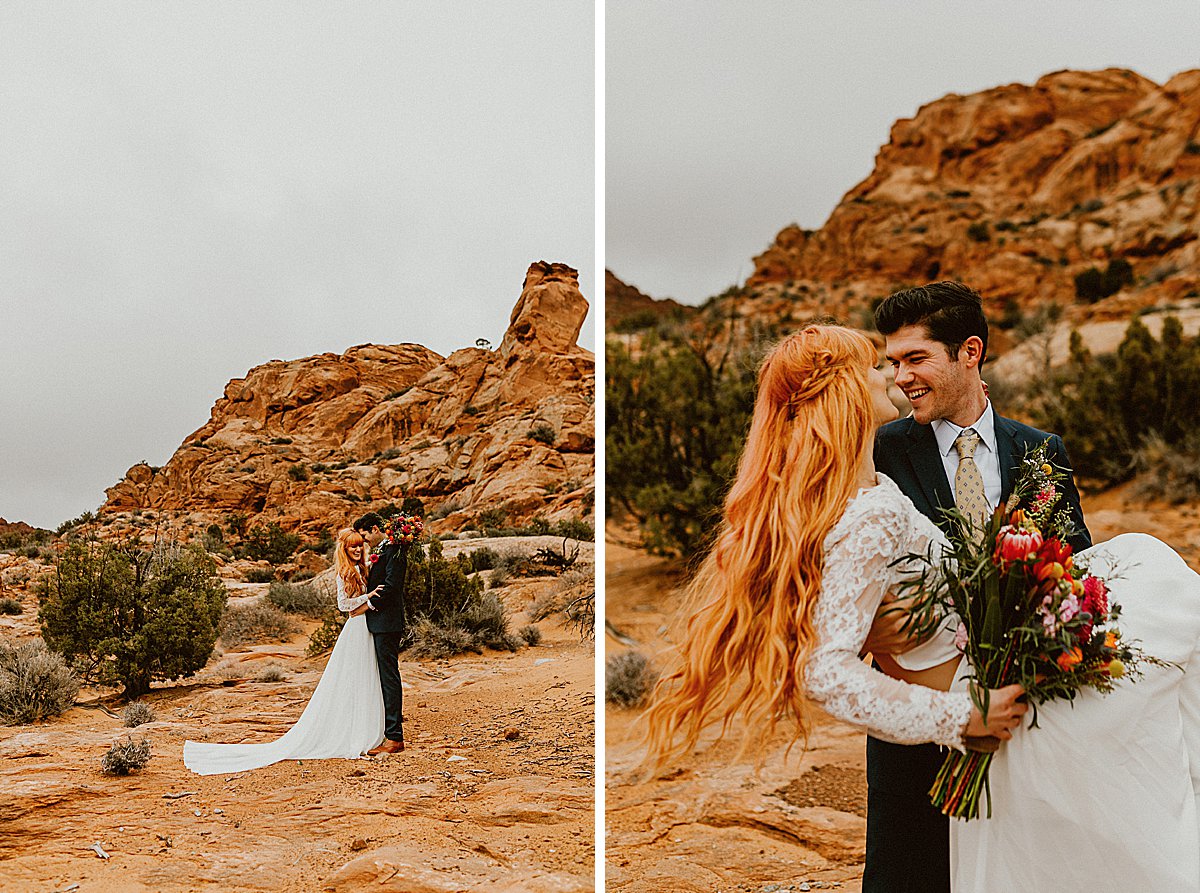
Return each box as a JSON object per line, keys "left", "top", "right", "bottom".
{"left": 931, "top": 401, "right": 1002, "bottom": 511}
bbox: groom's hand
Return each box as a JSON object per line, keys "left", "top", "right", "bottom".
{"left": 860, "top": 592, "right": 925, "bottom": 659}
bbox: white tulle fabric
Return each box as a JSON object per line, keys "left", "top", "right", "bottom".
{"left": 808, "top": 474, "right": 973, "bottom": 748}
{"left": 183, "top": 577, "right": 384, "bottom": 776}
{"left": 952, "top": 532, "right": 1200, "bottom": 891}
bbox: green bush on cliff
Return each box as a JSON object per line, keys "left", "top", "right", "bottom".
{"left": 38, "top": 542, "right": 227, "bottom": 699}
{"left": 237, "top": 522, "right": 300, "bottom": 564}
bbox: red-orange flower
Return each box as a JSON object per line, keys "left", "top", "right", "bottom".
{"left": 1057, "top": 647, "right": 1083, "bottom": 672}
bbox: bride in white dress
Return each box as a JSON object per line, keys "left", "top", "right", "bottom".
{"left": 183, "top": 528, "right": 385, "bottom": 775}
{"left": 642, "top": 324, "right": 1200, "bottom": 890}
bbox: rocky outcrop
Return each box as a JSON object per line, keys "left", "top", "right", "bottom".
{"left": 605, "top": 270, "right": 695, "bottom": 329}
{"left": 102, "top": 262, "right": 594, "bottom": 537}
{"left": 723, "top": 68, "right": 1200, "bottom": 330}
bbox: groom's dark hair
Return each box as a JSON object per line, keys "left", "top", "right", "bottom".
{"left": 353, "top": 511, "right": 386, "bottom": 532}
{"left": 875, "top": 280, "right": 988, "bottom": 363}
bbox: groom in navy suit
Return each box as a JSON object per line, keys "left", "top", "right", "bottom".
{"left": 353, "top": 511, "right": 410, "bottom": 754}
{"left": 864, "top": 281, "right": 1091, "bottom": 893}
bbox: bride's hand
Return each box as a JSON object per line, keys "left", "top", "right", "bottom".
{"left": 965, "top": 684, "right": 1027, "bottom": 740}
{"left": 349, "top": 603, "right": 370, "bottom": 617}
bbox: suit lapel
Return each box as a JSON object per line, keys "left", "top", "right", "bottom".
{"left": 904, "top": 421, "right": 954, "bottom": 519}
{"left": 993, "top": 415, "right": 1020, "bottom": 503}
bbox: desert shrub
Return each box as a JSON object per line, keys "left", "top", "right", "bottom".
{"left": 528, "top": 423, "right": 556, "bottom": 445}
{"left": 101, "top": 738, "right": 151, "bottom": 775}
{"left": 287, "top": 463, "right": 310, "bottom": 481}
{"left": 488, "top": 566, "right": 512, "bottom": 589}
{"left": 244, "top": 567, "right": 275, "bottom": 583}
{"left": 237, "top": 523, "right": 300, "bottom": 564}
{"left": 465, "top": 547, "right": 499, "bottom": 573}
{"left": 966, "top": 221, "right": 990, "bottom": 242}
{"left": 1132, "top": 432, "right": 1200, "bottom": 504}
{"left": 18, "top": 544, "right": 44, "bottom": 560}
{"left": 0, "top": 598, "right": 22, "bottom": 616}
{"left": 607, "top": 323, "right": 761, "bottom": 558}
{"left": 1031, "top": 316, "right": 1200, "bottom": 486}
{"left": 551, "top": 518, "right": 594, "bottom": 541}
{"left": 226, "top": 513, "right": 249, "bottom": 537}
{"left": 306, "top": 613, "right": 345, "bottom": 656}
{"left": 123, "top": 700, "right": 155, "bottom": 727}
{"left": 1074, "top": 258, "right": 1134, "bottom": 303}
{"left": 256, "top": 664, "right": 288, "bottom": 682}
{"left": 267, "top": 580, "right": 333, "bottom": 618}
{"left": 401, "top": 496, "right": 425, "bottom": 517}
{"left": 519, "top": 624, "right": 542, "bottom": 646}
{"left": 0, "top": 637, "right": 80, "bottom": 725}
{"left": 218, "top": 600, "right": 299, "bottom": 650}
{"left": 606, "top": 651, "right": 658, "bottom": 708}
{"left": 528, "top": 589, "right": 561, "bottom": 622}
{"left": 269, "top": 436, "right": 293, "bottom": 445}
{"left": 408, "top": 616, "right": 475, "bottom": 659}
{"left": 427, "top": 499, "right": 463, "bottom": 521}
{"left": 476, "top": 507, "right": 509, "bottom": 530}
{"left": 403, "top": 544, "right": 520, "bottom": 656}
{"left": 39, "top": 542, "right": 226, "bottom": 699}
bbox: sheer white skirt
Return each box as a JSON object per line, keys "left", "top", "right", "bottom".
{"left": 183, "top": 613, "right": 385, "bottom": 776}
{"left": 953, "top": 534, "right": 1200, "bottom": 891}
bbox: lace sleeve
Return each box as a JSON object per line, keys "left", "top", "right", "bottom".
{"left": 336, "top": 574, "right": 371, "bottom": 614}
{"left": 806, "top": 491, "right": 972, "bottom": 747}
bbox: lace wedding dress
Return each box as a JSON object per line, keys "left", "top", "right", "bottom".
{"left": 809, "top": 474, "right": 1200, "bottom": 891}
{"left": 183, "top": 576, "right": 385, "bottom": 775}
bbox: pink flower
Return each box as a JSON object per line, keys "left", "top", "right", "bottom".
{"left": 1033, "top": 484, "right": 1057, "bottom": 507}
{"left": 1058, "top": 594, "right": 1080, "bottom": 623}
{"left": 1082, "top": 576, "right": 1109, "bottom": 618}
{"left": 953, "top": 623, "right": 969, "bottom": 653}
{"left": 994, "top": 525, "right": 1043, "bottom": 568}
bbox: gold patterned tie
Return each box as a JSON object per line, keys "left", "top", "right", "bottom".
{"left": 954, "top": 428, "right": 989, "bottom": 528}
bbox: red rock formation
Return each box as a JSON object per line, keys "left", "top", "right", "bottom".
{"left": 734, "top": 68, "right": 1200, "bottom": 329}
{"left": 102, "top": 263, "right": 594, "bottom": 537}
{"left": 605, "top": 270, "right": 695, "bottom": 328}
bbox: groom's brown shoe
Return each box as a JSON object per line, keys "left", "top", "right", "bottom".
{"left": 368, "top": 738, "right": 404, "bottom": 755}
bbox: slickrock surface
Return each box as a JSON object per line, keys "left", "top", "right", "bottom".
{"left": 0, "top": 545, "right": 595, "bottom": 892}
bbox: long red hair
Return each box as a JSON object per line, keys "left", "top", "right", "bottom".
{"left": 642, "top": 324, "right": 879, "bottom": 767}
{"left": 335, "top": 528, "right": 367, "bottom": 598}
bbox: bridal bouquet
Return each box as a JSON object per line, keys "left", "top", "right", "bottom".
{"left": 383, "top": 513, "right": 424, "bottom": 545}
{"left": 897, "top": 440, "right": 1160, "bottom": 820}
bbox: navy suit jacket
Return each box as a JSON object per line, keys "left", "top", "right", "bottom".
{"left": 873, "top": 414, "right": 1092, "bottom": 554}
{"left": 865, "top": 412, "right": 1091, "bottom": 802}
{"left": 365, "top": 541, "right": 409, "bottom": 635}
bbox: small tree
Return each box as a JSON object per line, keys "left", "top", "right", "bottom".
{"left": 39, "top": 542, "right": 227, "bottom": 698}
{"left": 238, "top": 522, "right": 300, "bottom": 564}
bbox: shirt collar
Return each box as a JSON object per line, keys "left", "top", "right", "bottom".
{"left": 932, "top": 400, "right": 996, "bottom": 458}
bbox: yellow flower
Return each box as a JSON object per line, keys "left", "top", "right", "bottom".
{"left": 1107, "top": 659, "right": 1126, "bottom": 679}
{"left": 1041, "top": 463, "right": 1054, "bottom": 475}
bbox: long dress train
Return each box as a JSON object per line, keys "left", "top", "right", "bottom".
{"left": 183, "top": 581, "right": 385, "bottom": 775}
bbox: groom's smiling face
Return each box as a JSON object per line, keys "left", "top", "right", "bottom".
{"left": 885, "top": 324, "right": 983, "bottom": 426}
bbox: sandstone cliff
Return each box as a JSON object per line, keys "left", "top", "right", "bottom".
{"left": 102, "top": 261, "right": 594, "bottom": 536}
{"left": 709, "top": 68, "right": 1200, "bottom": 331}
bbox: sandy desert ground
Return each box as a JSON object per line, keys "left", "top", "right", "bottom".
{"left": 0, "top": 539, "right": 595, "bottom": 893}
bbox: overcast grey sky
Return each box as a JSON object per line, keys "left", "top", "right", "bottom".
{"left": 608, "top": 0, "right": 1200, "bottom": 304}
{"left": 1, "top": 2, "right": 594, "bottom": 530}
